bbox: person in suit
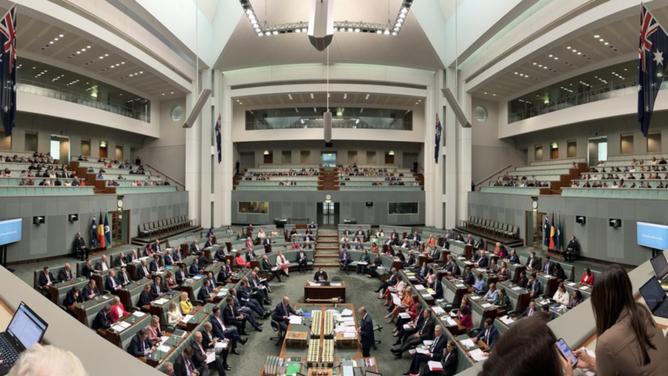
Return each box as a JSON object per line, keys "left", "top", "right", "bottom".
{"left": 63, "top": 287, "right": 82, "bottom": 313}
{"left": 565, "top": 235, "right": 580, "bottom": 262}
{"left": 210, "top": 307, "right": 245, "bottom": 353}
{"left": 150, "top": 276, "right": 165, "bottom": 300}
{"left": 574, "top": 265, "right": 668, "bottom": 375}
{"left": 392, "top": 309, "right": 435, "bottom": 357}
{"left": 476, "top": 318, "right": 499, "bottom": 351}
{"left": 118, "top": 267, "right": 131, "bottom": 286}
{"left": 80, "top": 260, "right": 95, "bottom": 279}
{"left": 92, "top": 304, "right": 112, "bottom": 330}
{"left": 259, "top": 254, "right": 282, "bottom": 282}
{"left": 113, "top": 252, "right": 126, "bottom": 268}
{"left": 238, "top": 279, "right": 267, "bottom": 318}
{"left": 508, "top": 249, "right": 520, "bottom": 264}
{"left": 526, "top": 251, "right": 541, "bottom": 271}
{"left": 198, "top": 279, "right": 214, "bottom": 303}
{"left": 296, "top": 249, "right": 308, "bottom": 273}
{"left": 149, "top": 254, "right": 161, "bottom": 274}
{"left": 164, "top": 250, "right": 175, "bottom": 266}
{"left": 128, "top": 328, "right": 153, "bottom": 358}
{"left": 542, "top": 256, "right": 554, "bottom": 275}
{"left": 137, "top": 260, "right": 151, "bottom": 279}
{"left": 217, "top": 265, "right": 230, "bottom": 285}
{"left": 105, "top": 269, "right": 122, "bottom": 292}
{"left": 527, "top": 272, "right": 542, "bottom": 299}
{"left": 72, "top": 232, "right": 87, "bottom": 261}
{"left": 522, "top": 301, "right": 538, "bottom": 318}
{"left": 173, "top": 346, "right": 195, "bottom": 376}
{"left": 313, "top": 267, "right": 328, "bottom": 282}
{"left": 431, "top": 275, "right": 444, "bottom": 300}
{"left": 420, "top": 340, "right": 458, "bottom": 376}
{"left": 272, "top": 296, "right": 298, "bottom": 333}
{"left": 163, "top": 362, "right": 175, "bottom": 376}
{"left": 443, "top": 256, "right": 460, "bottom": 277}
{"left": 517, "top": 270, "right": 528, "bottom": 288}
{"left": 57, "top": 263, "right": 74, "bottom": 282}
{"left": 228, "top": 288, "right": 263, "bottom": 330}
{"left": 81, "top": 279, "right": 100, "bottom": 301}
{"left": 138, "top": 285, "right": 153, "bottom": 308}
{"left": 340, "top": 248, "right": 352, "bottom": 269}
{"left": 405, "top": 325, "right": 447, "bottom": 375}
{"left": 222, "top": 296, "right": 248, "bottom": 335}
{"left": 463, "top": 265, "right": 475, "bottom": 286}
{"left": 201, "top": 322, "right": 231, "bottom": 372}
{"left": 189, "top": 259, "right": 201, "bottom": 276}
{"left": 96, "top": 255, "right": 110, "bottom": 272}
{"left": 126, "top": 249, "right": 139, "bottom": 264}
{"left": 357, "top": 249, "right": 371, "bottom": 274}
{"left": 190, "top": 331, "right": 210, "bottom": 376}
{"left": 475, "top": 249, "right": 489, "bottom": 268}
{"left": 38, "top": 266, "right": 55, "bottom": 296}
{"left": 358, "top": 306, "right": 374, "bottom": 357}
{"left": 175, "top": 266, "right": 189, "bottom": 285}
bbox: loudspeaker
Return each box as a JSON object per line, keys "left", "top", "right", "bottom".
{"left": 575, "top": 215, "right": 586, "bottom": 225}
{"left": 33, "top": 216, "right": 45, "bottom": 225}
{"left": 609, "top": 218, "right": 621, "bottom": 228}
{"left": 68, "top": 214, "right": 79, "bottom": 223}
{"left": 365, "top": 202, "right": 373, "bottom": 207}
{"left": 323, "top": 110, "right": 332, "bottom": 143}
{"left": 182, "top": 89, "right": 212, "bottom": 128}
{"left": 307, "top": 0, "right": 334, "bottom": 51}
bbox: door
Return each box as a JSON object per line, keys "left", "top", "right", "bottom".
{"left": 111, "top": 210, "right": 129, "bottom": 246}
{"left": 587, "top": 137, "right": 607, "bottom": 166}
{"left": 321, "top": 152, "right": 337, "bottom": 168}
{"left": 317, "top": 201, "right": 339, "bottom": 225}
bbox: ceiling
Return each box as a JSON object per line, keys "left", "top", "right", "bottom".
{"left": 218, "top": 0, "right": 443, "bottom": 71}
{"left": 471, "top": 6, "right": 668, "bottom": 99}
{"left": 16, "top": 12, "right": 185, "bottom": 99}
{"left": 232, "top": 91, "right": 424, "bottom": 109}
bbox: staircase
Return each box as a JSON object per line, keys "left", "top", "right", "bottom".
{"left": 318, "top": 168, "right": 339, "bottom": 191}
{"left": 313, "top": 229, "right": 340, "bottom": 268}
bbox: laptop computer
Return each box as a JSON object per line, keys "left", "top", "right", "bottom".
{"left": 639, "top": 277, "right": 668, "bottom": 318}
{"left": 0, "top": 302, "right": 48, "bottom": 375}
{"left": 650, "top": 253, "right": 668, "bottom": 289}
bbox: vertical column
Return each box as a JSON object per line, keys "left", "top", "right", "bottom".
{"left": 444, "top": 68, "right": 458, "bottom": 229}
{"left": 423, "top": 70, "right": 446, "bottom": 228}
{"left": 455, "top": 69, "right": 472, "bottom": 226}
{"left": 213, "top": 72, "right": 233, "bottom": 226}
{"left": 184, "top": 90, "right": 201, "bottom": 224}
{"left": 199, "top": 69, "right": 213, "bottom": 229}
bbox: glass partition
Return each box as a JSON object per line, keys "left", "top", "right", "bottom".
{"left": 17, "top": 58, "right": 150, "bottom": 122}
{"left": 246, "top": 107, "right": 412, "bottom": 130}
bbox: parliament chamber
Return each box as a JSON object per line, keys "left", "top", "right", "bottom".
{"left": 0, "top": 1, "right": 668, "bottom": 376}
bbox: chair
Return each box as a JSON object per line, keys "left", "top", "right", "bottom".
{"left": 372, "top": 320, "right": 383, "bottom": 350}
{"left": 269, "top": 318, "right": 284, "bottom": 345}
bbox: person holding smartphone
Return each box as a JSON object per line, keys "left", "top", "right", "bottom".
{"left": 573, "top": 265, "right": 668, "bottom": 375}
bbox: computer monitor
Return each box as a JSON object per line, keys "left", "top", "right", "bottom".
{"left": 650, "top": 252, "right": 668, "bottom": 279}
{"left": 639, "top": 277, "right": 666, "bottom": 312}
{"left": 7, "top": 302, "right": 48, "bottom": 350}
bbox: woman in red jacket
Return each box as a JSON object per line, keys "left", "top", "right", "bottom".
{"left": 109, "top": 296, "right": 128, "bottom": 323}
{"left": 580, "top": 268, "right": 595, "bottom": 286}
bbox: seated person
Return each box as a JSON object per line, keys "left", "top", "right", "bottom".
{"left": 198, "top": 279, "right": 215, "bottom": 303}
{"left": 275, "top": 251, "right": 290, "bottom": 276}
{"left": 405, "top": 325, "right": 447, "bottom": 375}
{"left": 109, "top": 296, "right": 128, "bottom": 323}
{"left": 179, "top": 291, "right": 194, "bottom": 314}
{"left": 163, "top": 271, "right": 177, "bottom": 289}
{"left": 357, "top": 249, "right": 371, "bottom": 274}
{"left": 138, "top": 285, "right": 153, "bottom": 308}
{"left": 146, "top": 315, "right": 163, "bottom": 344}
{"left": 167, "top": 301, "right": 184, "bottom": 327}
{"left": 81, "top": 279, "right": 100, "bottom": 301}
{"left": 527, "top": 273, "right": 542, "bottom": 299}
{"left": 296, "top": 249, "right": 309, "bottom": 273}
{"left": 552, "top": 283, "right": 570, "bottom": 306}
{"left": 580, "top": 268, "right": 595, "bottom": 286}
{"left": 57, "top": 263, "right": 75, "bottom": 282}
{"left": 508, "top": 249, "right": 520, "bottom": 264}
{"left": 175, "top": 266, "right": 189, "bottom": 285}
{"left": 92, "top": 304, "right": 112, "bottom": 330}
{"left": 457, "top": 297, "right": 473, "bottom": 330}
{"left": 136, "top": 260, "right": 151, "bottom": 279}
{"left": 483, "top": 283, "right": 498, "bottom": 303}
{"left": 37, "top": 266, "right": 55, "bottom": 296}
{"left": 117, "top": 267, "right": 132, "bottom": 286}
{"left": 419, "top": 340, "right": 458, "bottom": 376}
{"left": 272, "top": 296, "right": 298, "bottom": 333}
{"left": 340, "top": 248, "right": 352, "bottom": 269}
{"left": 96, "top": 255, "right": 110, "bottom": 272}
{"left": 475, "top": 318, "right": 499, "bottom": 351}
{"left": 522, "top": 301, "right": 538, "bottom": 318}
{"left": 260, "top": 254, "right": 282, "bottom": 282}
{"left": 80, "top": 260, "right": 95, "bottom": 279}
{"left": 473, "top": 273, "right": 487, "bottom": 295}
{"left": 494, "top": 288, "right": 512, "bottom": 313}
{"left": 313, "top": 267, "right": 328, "bottom": 282}
{"left": 234, "top": 252, "right": 250, "bottom": 268}
{"left": 63, "top": 287, "right": 83, "bottom": 313}
{"left": 150, "top": 276, "right": 165, "bottom": 299}
{"left": 105, "top": 269, "right": 122, "bottom": 292}
{"left": 128, "top": 328, "right": 153, "bottom": 358}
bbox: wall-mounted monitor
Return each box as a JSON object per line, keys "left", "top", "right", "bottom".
{"left": 637, "top": 222, "right": 668, "bottom": 250}
{"left": 0, "top": 218, "right": 22, "bottom": 246}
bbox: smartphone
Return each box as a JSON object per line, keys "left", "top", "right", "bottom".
{"left": 555, "top": 338, "right": 578, "bottom": 367}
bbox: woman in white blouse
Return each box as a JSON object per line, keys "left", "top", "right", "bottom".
{"left": 552, "top": 283, "right": 570, "bottom": 306}
{"left": 276, "top": 250, "right": 290, "bottom": 276}
{"left": 167, "top": 301, "right": 183, "bottom": 326}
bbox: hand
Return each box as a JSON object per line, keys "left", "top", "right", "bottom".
{"left": 558, "top": 354, "right": 574, "bottom": 376}
{"left": 574, "top": 348, "right": 596, "bottom": 371}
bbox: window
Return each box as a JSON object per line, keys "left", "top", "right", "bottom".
{"left": 49, "top": 140, "right": 60, "bottom": 160}
{"left": 620, "top": 135, "right": 634, "bottom": 155}
{"left": 281, "top": 150, "right": 292, "bottom": 164}
{"left": 99, "top": 140, "right": 108, "bottom": 158}
{"left": 81, "top": 139, "right": 91, "bottom": 157}
{"left": 389, "top": 202, "right": 418, "bottom": 215}
{"left": 300, "top": 150, "right": 310, "bottom": 164}
{"left": 115, "top": 145, "right": 123, "bottom": 161}
{"left": 534, "top": 145, "right": 544, "bottom": 161}
{"left": 24, "top": 132, "right": 37, "bottom": 152}
{"left": 385, "top": 151, "right": 395, "bottom": 164}
{"left": 366, "top": 151, "right": 376, "bottom": 164}
{"left": 567, "top": 141, "right": 577, "bottom": 158}
{"left": 0, "top": 130, "right": 10, "bottom": 151}
{"left": 263, "top": 150, "right": 273, "bottom": 164}
{"left": 347, "top": 150, "right": 358, "bottom": 164}
{"left": 550, "top": 142, "right": 559, "bottom": 159}
{"left": 238, "top": 201, "right": 269, "bottom": 214}
{"left": 648, "top": 133, "right": 661, "bottom": 153}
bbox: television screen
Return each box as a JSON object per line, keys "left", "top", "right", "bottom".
{"left": 637, "top": 222, "right": 668, "bottom": 250}
{"left": 0, "top": 218, "right": 22, "bottom": 246}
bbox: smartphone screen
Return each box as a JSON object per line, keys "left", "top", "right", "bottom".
{"left": 556, "top": 338, "right": 578, "bottom": 367}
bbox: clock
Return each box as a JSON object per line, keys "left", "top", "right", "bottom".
{"left": 117, "top": 199, "right": 124, "bottom": 208}
{"left": 325, "top": 194, "right": 332, "bottom": 201}
{"left": 531, "top": 201, "right": 538, "bottom": 210}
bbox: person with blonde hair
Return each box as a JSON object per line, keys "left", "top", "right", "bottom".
{"left": 179, "top": 291, "right": 193, "bottom": 315}
{"left": 8, "top": 344, "right": 87, "bottom": 376}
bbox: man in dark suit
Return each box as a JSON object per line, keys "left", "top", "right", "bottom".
{"left": 358, "top": 306, "right": 374, "bottom": 357}
{"left": 421, "top": 340, "right": 458, "bottom": 376}
{"left": 542, "top": 256, "right": 554, "bottom": 276}
{"left": 190, "top": 331, "right": 209, "bottom": 376}
{"left": 38, "top": 266, "right": 55, "bottom": 296}
{"left": 475, "top": 249, "right": 489, "bottom": 268}
{"left": 173, "top": 346, "right": 196, "bottom": 376}
{"left": 272, "top": 296, "right": 298, "bottom": 333}
{"left": 357, "top": 250, "right": 371, "bottom": 274}
{"left": 118, "top": 267, "right": 131, "bottom": 286}
{"left": 296, "top": 249, "right": 308, "bottom": 272}
{"left": 475, "top": 318, "right": 499, "bottom": 351}
{"left": 189, "top": 260, "right": 201, "bottom": 276}
{"left": 198, "top": 279, "right": 214, "bottom": 303}
{"left": 164, "top": 250, "right": 175, "bottom": 266}
{"left": 113, "top": 253, "right": 126, "bottom": 268}
{"left": 92, "top": 304, "right": 112, "bottom": 330}
{"left": 137, "top": 260, "right": 151, "bottom": 279}
{"left": 260, "top": 255, "right": 281, "bottom": 282}
{"left": 392, "top": 309, "right": 435, "bottom": 357}
{"left": 526, "top": 251, "right": 541, "bottom": 271}
{"left": 238, "top": 279, "right": 267, "bottom": 317}
{"left": 128, "top": 328, "right": 152, "bottom": 358}
{"left": 80, "top": 260, "right": 95, "bottom": 279}
{"left": 150, "top": 276, "right": 164, "bottom": 300}
{"left": 223, "top": 296, "right": 248, "bottom": 335}
{"left": 201, "top": 322, "right": 231, "bottom": 372}
{"left": 149, "top": 255, "right": 161, "bottom": 274}
{"left": 340, "top": 249, "right": 352, "bottom": 269}
{"left": 313, "top": 267, "right": 328, "bottom": 282}
{"left": 210, "top": 307, "right": 245, "bottom": 352}
{"left": 508, "top": 249, "right": 520, "bottom": 264}
{"left": 96, "top": 255, "right": 110, "bottom": 272}
{"left": 431, "top": 276, "right": 444, "bottom": 300}
{"left": 72, "top": 232, "right": 87, "bottom": 261}
{"left": 406, "top": 325, "right": 446, "bottom": 375}
{"left": 105, "top": 269, "right": 122, "bottom": 292}
{"left": 175, "top": 266, "right": 189, "bottom": 285}
{"left": 81, "top": 279, "right": 100, "bottom": 301}
{"left": 57, "top": 263, "right": 74, "bottom": 282}
{"left": 527, "top": 272, "right": 542, "bottom": 299}
{"left": 443, "top": 256, "right": 460, "bottom": 277}
{"left": 138, "top": 285, "right": 153, "bottom": 308}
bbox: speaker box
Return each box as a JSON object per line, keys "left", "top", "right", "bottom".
{"left": 33, "top": 216, "right": 45, "bottom": 225}
{"left": 609, "top": 218, "right": 621, "bottom": 228}
{"left": 365, "top": 202, "right": 373, "bottom": 207}
{"left": 68, "top": 214, "right": 79, "bottom": 223}
{"left": 575, "top": 216, "right": 586, "bottom": 225}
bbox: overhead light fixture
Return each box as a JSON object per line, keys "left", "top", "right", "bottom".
{"left": 288, "top": 94, "right": 293, "bottom": 100}
{"left": 365, "top": 94, "right": 370, "bottom": 100}
{"left": 310, "top": 93, "right": 314, "bottom": 99}
{"left": 343, "top": 93, "right": 347, "bottom": 100}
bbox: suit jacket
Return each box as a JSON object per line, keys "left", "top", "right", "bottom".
{"left": 81, "top": 264, "right": 94, "bottom": 279}
{"left": 418, "top": 317, "right": 436, "bottom": 340}
{"left": 149, "top": 260, "right": 160, "bottom": 273}
{"left": 209, "top": 316, "right": 227, "bottom": 339}
{"left": 81, "top": 285, "right": 99, "bottom": 301}
{"left": 441, "top": 348, "right": 458, "bottom": 376}
{"left": 198, "top": 285, "right": 212, "bottom": 302}
{"left": 92, "top": 309, "right": 111, "bottom": 330}
{"left": 360, "top": 313, "right": 375, "bottom": 348}
{"left": 432, "top": 279, "right": 444, "bottom": 300}
{"left": 175, "top": 269, "right": 188, "bottom": 284}
{"left": 38, "top": 272, "right": 55, "bottom": 288}
{"left": 508, "top": 254, "right": 520, "bottom": 264}
{"left": 57, "top": 268, "right": 74, "bottom": 282}
{"left": 526, "top": 256, "right": 542, "bottom": 270}
{"left": 150, "top": 283, "right": 163, "bottom": 300}
{"left": 476, "top": 256, "right": 489, "bottom": 268}
{"left": 313, "top": 270, "right": 328, "bottom": 281}
{"left": 477, "top": 326, "right": 499, "bottom": 348}
{"left": 164, "top": 255, "right": 174, "bottom": 266}
{"left": 127, "top": 334, "right": 151, "bottom": 357}
{"left": 173, "top": 354, "right": 194, "bottom": 376}
{"left": 137, "top": 265, "right": 151, "bottom": 279}
{"left": 222, "top": 304, "right": 239, "bottom": 325}
{"left": 273, "top": 303, "right": 297, "bottom": 323}
{"left": 201, "top": 330, "right": 215, "bottom": 350}
{"left": 190, "top": 341, "right": 207, "bottom": 369}
{"left": 529, "top": 280, "right": 542, "bottom": 298}
{"left": 113, "top": 256, "right": 126, "bottom": 268}
{"left": 105, "top": 276, "right": 120, "bottom": 291}
{"left": 72, "top": 237, "right": 86, "bottom": 253}
{"left": 118, "top": 271, "right": 131, "bottom": 286}
{"left": 138, "top": 291, "right": 152, "bottom": 307}
{"left": 189, "top": 262, "right": 200, "bottom": 275}
{"left": 429, "top": 335, "right": 447, "bottom": 360}
{"left": 217, "top": 268, "right": 229, "bottom": 284}
{"left": 63, "top": 290, "right": 82, "bottom": 307}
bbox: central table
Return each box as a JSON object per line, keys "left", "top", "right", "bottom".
{"left": 303, "top": 282, "right": 346, "bottom": 303}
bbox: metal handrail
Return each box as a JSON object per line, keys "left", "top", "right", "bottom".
{"left": 474, "top": 164, "right": 514, "bottom": 191}
{"left": 143, "top": 163, "right": 185, "bottom": 191}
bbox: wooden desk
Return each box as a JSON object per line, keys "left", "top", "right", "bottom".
{"left": 47, "top": 277, "right": 88, "bottom": 305}
{"left": 99, "top": 312, "right": 152, "bottom": 348}
{"left": 72, "top": 294, "right": 115, "bottom": 326}
{"left": 118, "top": 279, "right": 152, "bottom": 309}
{"left": 303, "top": 282, "right": 346, "bottom": 303}
{"left": 145, "top": 329, "right": 190, "bottom": 367}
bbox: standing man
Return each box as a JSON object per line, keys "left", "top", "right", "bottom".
{"left": 358, "top": 306, "right": 374, "bottom": 358}
{"left": 72, "top": 232, "right": 87, "bottom": 261}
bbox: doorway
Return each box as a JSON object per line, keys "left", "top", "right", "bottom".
{"left": 321, "top": 152, "right": 337, "bottom": 168}
{"left": 50, "top": 135, "right": 70, "bottom": 162}
{"left": 317, "top": 201, "right": 339, "bottom": 226}
{"left": 525, "top": 210, "right": 546, "bottom": 248}
{"left": 587, "top": 137, "right": 607, "bottom": 166}
{"left": 99, "top": 140, "right": 108, "bottom": 159}
{"left": 111, "top": 210, "right": 129, "bottom": 246}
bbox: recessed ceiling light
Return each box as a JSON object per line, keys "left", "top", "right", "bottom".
{"left": 288, "top": 94, "right": 293, "bottom": 100}
{"left": 604, "top": 42, "right": 609, "bottom": 46}
{"left": 170, "top": 91, "right": 174, "bottom": 94}
{"left": 343, "top": 93, "right": 347, "bottom": 99}
{"left": 104, "top": 53, "right": 109, "bottom": 57}
{"left": 594, "top": 34, "right": 600, "bottom": 38}
{"left": 365, "top": 94, "right": 370, "bottom": 100}
{"left": 59, "top": 34, "right": 64, "bottom": 38}
{"left": 309, "top": 93, "right": 314, "bottom": 99}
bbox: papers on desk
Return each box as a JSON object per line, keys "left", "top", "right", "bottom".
{"left": 499, "top": 315, "right": 514, "bottom": 325}
{"left": 432, "top": 306, "right": 445, "bottom": 315}
{"left": 206, "top": 351, "right": 216, "bottom": 364}
{"left": 579, "top": 286, "right": 590, "bottom": 291}
{"left": 132, "top": 311, "right": 146, "bottom": 317}
{"left": 181, "top": 315, "right": 193, "bottom": 323}
{"left": 157, "top": 345, "right": 172, "bottom": 353}
{"left": 289, "top": 315, "right": 303, "bottom": 325}
{"left": 340, "top": 308, "right": 353, "bottom": 317}
{"left": 426, "top": 288, "right": 436, "bottom": 295}
{"left": 456, "top": 283, "right": 466, "bottom": 289}
{"left": 469, "top": 295, "right": 481, "bottom": 301}
{"left": 443, "top": 316, "right": 458, "bottom": 327}
{"left": 403, "top": 323, "right": 413, "bottom": 330}
{"left": 428, "top": 361, "right": 443, "bottom": 371}
{"left": 416, "top": 347, "right": 430, "bottom": 355}
{"left": 481, "top": 303, "right": 493, "bottom": 309}
{"left": 153, "top": 298, "right": 169, "bottom": 305}
{"left": 117, "top": 321, "right": 131, "bottom": 329}
{"left": 398, "top": 312, "right": 411, "bottom": 320}
{"left": 193, "top": 275, "right": 203, "bottom": 280}
{"left": 342, "top": 332, "right": 357, "bottom": 339}
{"left": 423, "top": 340, "right": 434, "bottom": 346}
{"left": 307, "top": 281, "right": 320, "bottom": 286}
{"left": 459, "top": 338, "right": 476, "bottom": 349}
{"left": 475, "top": 268, "right": 486, "bottom": 273}
{"left": 414, "top": 284, "right": 426, "bottom": 291}
{"left": 330, "top": 282, "right": 342, "bottom": 287}
{"left": 357, "top": 261, "right": 368, "bottom": 265}
{"left": 469, "top": 348, "right": 489, "bottom": 362}
{"left": 512, "top": 286, "right": 523, "bottom": 291}
{"left": 110, "top": 324, "right": 125, "bottom": 333}
{"left": 567, "top": 282, "right": 577, "bottom": 287}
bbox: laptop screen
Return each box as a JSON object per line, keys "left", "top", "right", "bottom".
{"left": 651, "top": 253, "right": 668, "bottom": 279}
{"left": 639, "top": 277, "right": 667, "bottom": 312}
{"left": 7, "top": 302, "right": 48, "bottom": 350}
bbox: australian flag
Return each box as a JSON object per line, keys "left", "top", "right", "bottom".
{"left": 638, "top": 5, "right": 668, "bottom": 137}
{"left": 434, "top": 114, "right": 442, "bottom": 163}
{"left": 0, "top": 6, "right": 16, "bottom": 135}
{"left": 214, "top": 114, "right": 222, "bottom": 163}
